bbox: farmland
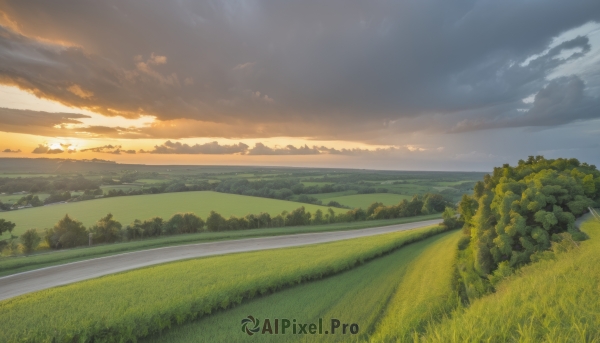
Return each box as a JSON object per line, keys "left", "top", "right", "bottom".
{"left": 0, "top": 224, "right": 449, "bottom": 342}
{"left": 142, "top": 229, "right": 460, "bottom": 342}
{"left": 1, "top": 191, "right": 346, "bottom": 236}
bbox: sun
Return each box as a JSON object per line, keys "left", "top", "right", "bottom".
{"left": 49, "top": 143, "right": 62, "bottom": 150}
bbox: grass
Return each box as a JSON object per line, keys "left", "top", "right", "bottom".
{"left": 136, "top": 179, "right": 167, "bottom": 184}
{"left": 319, "top": 193, "right": 412, "bottom": 209}
{"left": 311, "top": 190, "right": 358, "bottom": 200}
{"left": 141, "top": 230, "right": 460, "bottom": 342}
{"left": 369, "top": 230, "right": 460, "bottom": 342}
{"left": 0, "top": 191, "right": 346, "bottom": 236}
{"left": 0, "top": 224, "right": 450, "bottom": 343}
{"left": 0, "top": 214, "right": 441, "bottom": 276}
{"left": 419, "top": 218, "right": 600, "bottom": 342}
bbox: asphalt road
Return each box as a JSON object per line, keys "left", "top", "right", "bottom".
{"left": 0, "top": 218, "right": 441, "bottom": 301}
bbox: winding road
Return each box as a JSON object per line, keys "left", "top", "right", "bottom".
{"left": 0, "top": 218, "right": 441, "bottom": 301}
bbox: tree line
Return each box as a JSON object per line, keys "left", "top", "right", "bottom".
{"left": 1, "top": 193, "right": 453, "bottom": 255}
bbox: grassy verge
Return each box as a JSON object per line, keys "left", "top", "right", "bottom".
{"left": 420, "top": 218, "right": 600, "bottom": 342}
{"left": 141, "top": 230, "right": 460, "bottom": 342}
{"left": 369, "top": 230, "right": 460, "bottom": 342}
{"left": 0, "top": 214, "right": 440, "bottom": 277}
{"left": 0, "top": 224, "right": 450, "bottom": 342}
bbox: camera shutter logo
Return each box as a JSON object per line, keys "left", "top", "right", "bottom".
{"left": 241, "top": 315, "right": 261, "bottom": 336}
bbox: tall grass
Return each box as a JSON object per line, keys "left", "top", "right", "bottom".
{"left": 369, "top": 230, "right": 461, "bottom": 342}
{"left": 0, "top": 224, "right": 449, "bottom": 342}
{"left": 142, "top": 230, "right": 457, "bottom": 342}
{"left": 420, "top": 219, "right": 600, "bottom": 342}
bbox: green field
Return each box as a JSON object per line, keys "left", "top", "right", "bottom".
{"left": 0, "top": 224, "right": 449, "bottom": 342}
{"left": 0, "top": 214, "right": 442, "bottom": 276}
{"left": 420, "top": 218, "right": 600, "bottom": 342}
{"left": 0, "top": 191, "right": 346, "bottom": 236}
{"left": 319, "top": 193, "right": 412, "bottom": 209}
{"left": 142, "top": 230, "right": 459, "bottom": 342}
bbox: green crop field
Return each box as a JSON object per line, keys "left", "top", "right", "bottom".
{"left": 142, "top": 230, "right": 460, "bottom": 342}
{"left": 0, "top": 224, "right": 448, "bottom": 342}
{"left": 419, "top": 218, "right": 600, "bottom": 342}
{"left": 0, "top": 191, "right": 345, "bottom": 236}
{"left": 320, "top": 193, "right": 412, "bottom": 209}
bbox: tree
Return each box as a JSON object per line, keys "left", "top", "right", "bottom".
{"left": 180, "top": 213, "right": 205, "bottom": 233}
{"left": 421, "top": 193, "right": 447, "bottom": 214}
{"left": 143, "top": 217, "right": 165, "bottom": 237}
{"left": 20, "top": 229, "right": 41, "bottom": 254}
{"left": 442, "top": 207, "right": 459, "bottom": 229}
{"left": 465, "top": 157, "right": 600, "bottom": 275}
{"left": 125, "top": 220, "right": 144, "bottom": 240}
{"left": 312, "top": 209, "right": 325, "bottom": 225}
{"left": 0, "top": 219, "right": 16, "bottom": 237}
{"left": 257, "top": 212, "right": 271, "bottom": 228}
{"left": 458, "top": 194, "right": 478, "bottom": 234}
{"left": 45, "top": 215, "right": 88, "bottom": 249}
{"left": 90, "top": 213, "right": 122, "bottom": 244}
{"left": 206, "top": 211, "right": 227, "bottom": 231}
{"left": 285, "top": 207, "right": 311, "bottom": 226}
{"left": 366, "top": 202, "right": 383, "bottom": 217}
{"left": 326, "top": 208, "right": 336, "bottom": 223}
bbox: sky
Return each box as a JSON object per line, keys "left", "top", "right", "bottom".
{"left": 0, "top": 0, "right": 599, "bottom": 171}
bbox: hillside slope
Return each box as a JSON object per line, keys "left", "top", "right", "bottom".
{"left": 421, "top": 218, "right": 600, "bottom": 342}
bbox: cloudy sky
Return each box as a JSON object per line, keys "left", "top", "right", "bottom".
{"left": 0, "top": 0, "right": 599, "bottom": 171}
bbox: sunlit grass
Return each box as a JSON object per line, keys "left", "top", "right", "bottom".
{"left": 420, "top": 219, "right": 600, "bottom": 342}
{"left": 0, "top": 224, "right": 448, "bottom": 342}
{"left": 141, "top": 230, "right": 459, "bottom": 343}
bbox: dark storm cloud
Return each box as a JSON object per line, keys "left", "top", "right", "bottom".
{"left": 0, "top": 107, "right": 90, "bottom": 136}
{"left": 451, "top": 76, "right": 600, "bottom": 132}
{"left": 0, "top": 107, "right": 142, "bottom": 138}
{"left": 0, "top": 0, "right": 599, "bottom": 139}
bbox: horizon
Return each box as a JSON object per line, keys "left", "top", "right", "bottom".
{"left": 0, "top": 156, "right": 493, "bottom": 173}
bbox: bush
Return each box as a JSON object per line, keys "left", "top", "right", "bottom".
{"left": 45, "top": 215, "right": 88, "bottom": 249}
{"left": 457, "top": 235, "right": 470, "bottom": 250}
{"left": 206, "top": 211, "right": 227, "bottom": 232}
{"left": 20, "top": 229, "right": 41, "bottom": 254}
{"left": 90, "top": 213, "right": 122, "bottom": 244}
{"left": 1, "top": 239, "right": 20, "bottom": 256}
